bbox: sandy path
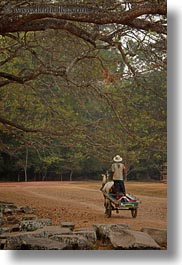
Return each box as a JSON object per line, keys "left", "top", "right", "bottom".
{"left": 0, "top": 181, "right": 167, "bottom": 231}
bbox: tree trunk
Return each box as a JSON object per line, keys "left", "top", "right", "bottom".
{"left": 24, "top": 148, "right": 28, "bottom": 182}
{"left": 69, "top": 170, "right": 73, "bottom": 182}
{"left": 42, "top": 168, "right": 47, "bottom": 181}
{"left": 24, "top": 167, "right": 28, "bottom": 182}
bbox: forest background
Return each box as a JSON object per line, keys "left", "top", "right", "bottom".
{"left": 0, "top": 0, "right": 167, "bottom": 182}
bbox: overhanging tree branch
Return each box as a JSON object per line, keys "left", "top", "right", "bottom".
{"left": 0, "top": 80, "right": 11, "bottom": 87}
{"left": 0, "top": 2, "right": 167, "bottom": 35}
{"left": 127, "top": 18, "right": 167, "bottom": 34}
{"left": 0, "top": 68, "right": 66, "bottom": 85}
{"left": 0, "top": 116, "right": 84, "bottom": 136}
{"left": 14, "top": 19, "right": 96, "bottom": 46}
{"left": 0, "top": 71, "right": 25, "bottom": 83}
{"left": 0, "top": 116, "right": 44, "bottom": 133}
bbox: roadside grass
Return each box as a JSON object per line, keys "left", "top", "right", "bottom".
{"left": 125, "top": 182, "right": 167, "bottom": 198}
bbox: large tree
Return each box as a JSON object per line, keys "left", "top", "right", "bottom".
{"left": 0, "top": 0, "right": 167, "bottom": 180}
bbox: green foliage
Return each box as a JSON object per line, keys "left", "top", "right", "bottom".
{"left": 0, "top": 15, "right": 166, "bottom": 181}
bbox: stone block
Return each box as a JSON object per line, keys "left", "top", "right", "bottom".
{"left": 20, "top": 218, "right": 52, "bottom": 231}
{"left": 21, "top": 237, "right": 67, "bottom": 250}
{"left": 50, "top": 234, "right": 92, "bottom": 250}
{"left": 141, "top": 227, "right": 167, "bottom": 247}
{"left": 93, "top": 224, "right": 129, "bottom": 240}
{"left": 74, "top": 228, "right": 97, "bottom": 245}
{"left": 61, "top": 222, "right": 75, "bottom": 231}
{"left": 109, "top": 229, "right": 160, "bottom": 249}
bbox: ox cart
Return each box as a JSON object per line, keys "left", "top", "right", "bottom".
{"left": 102, "top": 191, "right": 140, "bottom": 218}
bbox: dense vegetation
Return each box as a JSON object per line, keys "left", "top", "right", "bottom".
{"left": 0, "top": 0, "right": 167, "bottom": 181}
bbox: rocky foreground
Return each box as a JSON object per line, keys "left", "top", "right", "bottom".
{"left": 0, "top": 201, "right": 167, "bottom": 250}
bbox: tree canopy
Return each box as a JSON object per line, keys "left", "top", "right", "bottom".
{"left": 0, "top": 0, "right": 167, "bottom": 181}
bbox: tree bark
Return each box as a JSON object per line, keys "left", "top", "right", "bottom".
{"left": 0, "top": 2, "right": 167, "bottom": 35}
{"left": 69, "top": 170, "right": 73, "bottom": 182}
{"left": 24, "top": 147, "right": 28, "bottom": 182}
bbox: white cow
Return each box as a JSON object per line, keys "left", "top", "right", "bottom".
{"left": 100, "top": 174, "right": 115, "bottom": 210}
{"left": 102, "top": 180, "right": 114, "bottom": 194}
{"left": 100, "top": 174, "right": 114, "bottom": 193}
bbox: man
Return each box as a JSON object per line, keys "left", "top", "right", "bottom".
{"left": 111, "top": 155, "right": 126, "bottom": 195}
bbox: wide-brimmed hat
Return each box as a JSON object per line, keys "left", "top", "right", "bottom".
{"left": 113, "top": 155, "right": 122, "bottom": 162}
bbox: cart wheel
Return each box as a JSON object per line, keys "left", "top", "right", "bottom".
{"left": 131, "top": 208, "right": 138, "bottom": 218}
{"left": 105, "top": 201, "right": 112, "bottom": 218}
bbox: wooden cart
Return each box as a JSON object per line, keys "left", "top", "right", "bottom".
{"left": 102, "top": 191, "right": 140, "bottom": 218}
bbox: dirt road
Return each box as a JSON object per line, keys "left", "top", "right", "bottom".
{"left": 0, "top": 181, "right": 167, "bottom": 231}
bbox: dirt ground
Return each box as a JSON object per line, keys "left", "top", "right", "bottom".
{"left": 0, "top": 181, "right": 167, "bottom": 231}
